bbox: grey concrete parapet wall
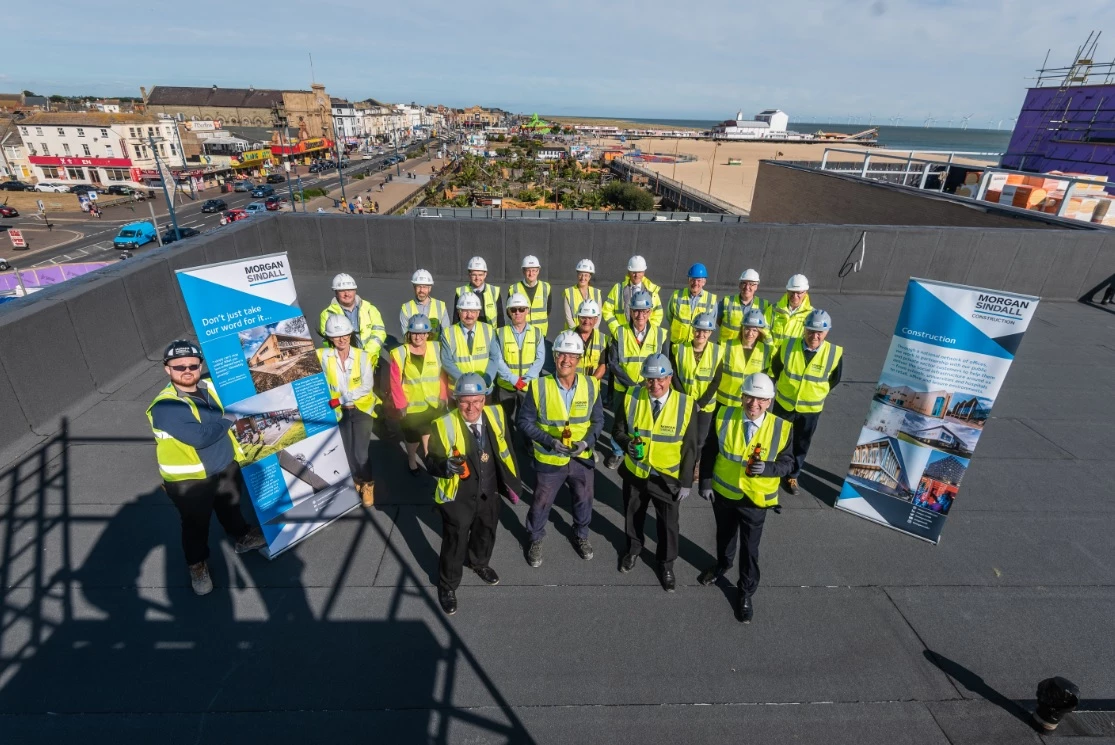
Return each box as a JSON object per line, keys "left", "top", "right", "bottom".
{"left": 1, "top": 213, "right": 1113, "bottom": 459}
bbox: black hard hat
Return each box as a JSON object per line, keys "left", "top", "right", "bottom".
{"left": 163, "top": 340, "right": 203, "bottom": 364}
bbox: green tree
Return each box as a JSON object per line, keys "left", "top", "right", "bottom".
{"left": 601, "top": 182, "right": 655, "bottom": 211}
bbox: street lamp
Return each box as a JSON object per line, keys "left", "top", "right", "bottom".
{"left": 272, "top": 109, "right": 300, "bottom": 212}
{"left": 149, "top": 133, "right": 181, "bottom": 240}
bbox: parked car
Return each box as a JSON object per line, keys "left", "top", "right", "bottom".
{"left": 244, "top": 202, "right": 267, "bottom": 215}
{"left": 0, "top": 205, "right": 19, "bottom": 217}
{"left": 0, "top": 181, "right": 34, "bottom": 191}
{"left": 33, "top": 182, "right": 69, "bottom": 193}
{"left": 233, "top": 180, "right": 253, "bottom": 192}
{"left": 162, "top": 226, "right": 200, "bottom": 244}
{"left": 266, "top": 173, "right": 286, "bottom": 184}
{"left": 250, "top": 185, "right": 275, "bottom": 198}
{"left": 0, "top": 258, "right": 10, "bottom": 271}
{"left": 113, "top": 221, "right": 158, "bottom": 249}
{"left": 264, "top": 196, "right": 290, "bottom": 211}
{"left": 224, "top": 209, "right": 249, "bottom": 222}
{"left": 201, "top": 198, "right": 228, "bottom": 213}
{"left": 69, "top": 184, "right": 99, "bottom": 196}
{"left": 104, "top": 184, "right": 137, "bottom": 196}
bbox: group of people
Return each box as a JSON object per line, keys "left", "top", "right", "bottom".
{"left": 150, "top": 253, "right": 843, "bottom": 626}
{"left": 339, "top": 196, "right": 380, "bottom": 214}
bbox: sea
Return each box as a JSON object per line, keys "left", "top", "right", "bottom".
{"left": 625, "top": 118, "right": 1013, "bottom": 156}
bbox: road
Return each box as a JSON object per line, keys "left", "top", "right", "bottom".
{"left": 0, "top": 140, "right": 442, "bottom": 269}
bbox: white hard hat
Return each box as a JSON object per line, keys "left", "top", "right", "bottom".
{"left": 411, "top": 269, "right": 433, "bottom": 285}
{"left": 506, "top": 292, "right": 530, "bottom": 309}
{"left": 521, "top": 255, "right": 541, "bottom": 269}
{"left": 576, "top": 258, "right": 595, "bottom": 274}
{"left": 641, "top": 353, "right": 673, "bottom": 379}
{"left": 467, "top": 256, "right": 488, "bottom": 272}
{"left": 742, "top": 372, "right": 775, "bottom": 399}
{"left": 577, "top": 299, "right": 601, "bottom": 318}
{"left": 324, "top": 314, "right": 355, "bottom": 338}
{"left": 552, "top": 330, "right": 585, "bottom": 355}
{"left": 456, "top": 292, "right": 482, "bottom": 311}
{"left": 627, "top": 255, "right": 648, "bottom": 272}
{"left": 740, "top": 268, "right": 760, "bottom": 283}
{"left": 805, "top": 309, "right": 832, "bottom": 332}
{"left": 331, "top": 273, "right": 357, "bottom": 291}
{"left": 786, "top": 274, "right": 809, "bottom": 292}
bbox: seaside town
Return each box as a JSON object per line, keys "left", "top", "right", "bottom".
{"left": 3, "top": 8, "right": 1115, "bottom": 745}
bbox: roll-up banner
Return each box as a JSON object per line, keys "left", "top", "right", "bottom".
{"left": 835, "top": 278, "right": 1039, "bottom": 543}
{"left": 176, "top": 252, "right": 360, "bottom": 558}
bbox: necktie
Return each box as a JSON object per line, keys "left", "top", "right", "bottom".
{"left": 467, "top": 329, "right": 474, "bottom": 353}
{"left": 470, "top": 423, "right": 482, "bottom": 444}
{"left": 745, "top": 420, "right": 756, "bottom": 442}
{"left": 651, "top": 398, "right": 662, "bottom": 421}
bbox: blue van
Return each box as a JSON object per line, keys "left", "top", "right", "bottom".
{"left": 113, "top": 221, "right": 158, "bottom": 249}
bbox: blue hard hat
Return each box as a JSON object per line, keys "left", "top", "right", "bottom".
{"left": 688, "top": 263, "right": 708, "bottom": 279}
{"left": 805, "top": 309, "right": 832, "bottom": 332}
{"left": 453, "top": 372, "right": 487, "bottom": 397}
{"left": 693, "top": 312, "right": 716, "bottom": 331}
{"left": 743, "top": 309, "right": 768, "bottom": 329}
{"left": 641, "top": 353, "right": 673, "bottom": 379}
{"left": 407, "top": 314, "right": 432, "bottom": 334}
{"left": 629, "top": 290, "right": 654, "bottom": 311}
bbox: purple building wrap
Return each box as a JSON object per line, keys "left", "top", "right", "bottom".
{"left": 1001, "top": 84, "right": 1115, "bottom": 183}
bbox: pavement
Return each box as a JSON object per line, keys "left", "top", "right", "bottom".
{"left": 1, "top": 276, "right": 1113, "bottom": 744}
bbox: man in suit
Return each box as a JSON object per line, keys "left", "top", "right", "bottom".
{"left": 426, "top": 372, "right": 523, "bottom": 615}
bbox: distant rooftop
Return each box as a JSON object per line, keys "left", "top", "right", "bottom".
{"left": 17, "top": 111, "right": 159, "bottom": 126}
{"left": 147, "top": 86, "right": 305, "bottom": 109}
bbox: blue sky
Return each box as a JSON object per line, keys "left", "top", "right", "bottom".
{"left": 3, "top": 1, "right": 1113, "bottom": 123}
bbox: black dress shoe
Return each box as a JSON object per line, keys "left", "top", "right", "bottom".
{"left": 470, "top": 565, "right": 500, "bottom": 585}
{"left": 439, "top": 587, "right": 457, "bottom": 615}
{"left": 697, "top": 565, "right": 724, "bottom": 586}
{"left": 661, "top": 567, "right": 676, "bottom": 592}
{"left": 737, "top": 593, "right": 754, "bottom": 624}
{"left": 619, "top": 554, "right": 638, "bottom": 573}
{"left": 784, "top": 477, "right": 800, "bottom": 496}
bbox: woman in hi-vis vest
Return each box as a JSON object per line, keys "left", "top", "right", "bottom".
{"left": 388, "top": 314, "right": 449, "bottom": 475}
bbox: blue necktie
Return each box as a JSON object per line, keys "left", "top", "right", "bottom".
{"left": 652, "top": 399, "right": 662, "bottom": 421}
{"left": 745, "top": 420, "right": 756, "bottom": 442}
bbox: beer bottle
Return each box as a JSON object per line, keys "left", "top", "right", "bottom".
{"left": 450, "top": 446, "right": 470, "bottom": 479}
{"left": 747, "top": 444, "right": 762, "bottom": 477}
{"left": 633, "top": 434, "right": 646, "bottom": 461}
{"left": 561, "top": 421, "right": 573, "bottom": 449}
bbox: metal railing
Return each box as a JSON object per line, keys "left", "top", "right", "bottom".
{"left": 409, "top": 207, "right": 746, "bottom": 222}
{"left": 610, "top": 158, "right": 749, "bottom": 215}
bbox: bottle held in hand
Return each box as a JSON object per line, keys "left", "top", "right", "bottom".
{"left": 633, "top": 434, "right": 645, "bottom": 461}
{"left": 561, "top": 422, "right": 573, "bottom": 449}
{"left": 747, "top": 444, "right": 762, "bottom": 477}
{"left": 450, "top": 446, "right": 470, "bottom": 479}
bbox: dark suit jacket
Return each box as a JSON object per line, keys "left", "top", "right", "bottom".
{"left": 612, "top": 386, "right": 700, "bottom": 497}
{"left": 425, "top": 407, "right": 523, "bottom": 500}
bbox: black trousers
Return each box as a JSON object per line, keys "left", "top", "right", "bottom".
{"left": 711, "top": 494, "right": 768, "bottom": 596}
{"left": 163, "top": 461, "right": 252, "bottom": 566}
{"left": 438, "top": 489, "right": 501, "bottom": 590}
{"left": 773, "top": 403, "right": 820, "bottom": 478}
{"left": 338, "top": 407, "right": 375, "bottom": 483}
{"left": 622, "top": 473, "right": 680, "bottom": 569}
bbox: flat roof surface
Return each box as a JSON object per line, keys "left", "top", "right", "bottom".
{"left": 2, "top": 276, "right": 1113, "bottom": 743}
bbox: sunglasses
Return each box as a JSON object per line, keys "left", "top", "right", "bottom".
{"left": 509, "top": 308, "right": 528, "bottom": 313}
{"left": 169, "top": 364, "right": 201, "bottom": 372}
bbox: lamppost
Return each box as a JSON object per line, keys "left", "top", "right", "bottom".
{"left": 149, "top": 134, "right": 181, "bottom": 240}
{"left": 272, "top": 109, "right": 300, "bottom": 212}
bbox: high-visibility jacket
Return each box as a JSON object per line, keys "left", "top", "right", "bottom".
{"left": 496, "top": 324, "right": 542, "bottom": 391}
{"left": 602, "top": 278, "right": 663, "bottom": 336}
{"left": 390, "top": 343, "right": 442, "bottom": 415}
{"left": 317, "top": 347, "right": 378, "bottom": 419}
{"left": 444, "top": 322, "right": 495, "bottom": 378}
{"left": 719, "top": 295, "right": 772, "bottom": 344}
{"left": 622, "top": 386, "right": 694, "bottom": 481}
{"left": 563, "top": 285, "right": 603, "bottom": 329}
{"left": 529, "top": 374, "right": 600, "bottom": 466}
{"left": 401, "top": 297, "right": 448, "bottom": 341}
{"left": 432, "top": 406, "right": 517, "bottom": 504}
{"left": 507, "top": 280, "right": 551, "bottom": 336}
{"left": 577, "top": 328, "right": 606, "bottom": 376}
{"left": 711, "top": 408, "right": 791, "bottom": 508}
{"left": 716, "top": 341, "right": 774, "bottom": 407}
{"left": 667, "top": 288, "right": 718, "bottom": 344}
{"left": 455, "top": 284, "right": 501, "bottom": 324}
{"left": 319, "top": 298, "right": 386, "bottom": 359}
{"left": 613, "top": 323, "right": 668, "bottom": 393}
{"left": 775, "top": 338, "right": 843, "bottom": 414}
{"left": 768, "top": 293, "right": 813, "bottom": 345}
{"left": 675, "top": 342, "right": 723, "bottom": 413}
{"left": 147, "top": 382, "right": 245, "bottom": 482}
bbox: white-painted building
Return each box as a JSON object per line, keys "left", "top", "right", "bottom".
{"left": 331, "top": 98, "right": 361, "bottom": 144}
{"left": 711, "top": 109, "right": 790, "bottom": 140}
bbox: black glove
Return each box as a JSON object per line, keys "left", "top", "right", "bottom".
{"left": 446, "top": 458, "right": 465, "bottom": 476}
{"left": 626, "top": 441, "right": 642, "bottom": 458}
{"left": 551, "top": 440, "right": 574, "bottom": 455}
{"left": 747, "top": 460, "right": 767, "bottom": 476}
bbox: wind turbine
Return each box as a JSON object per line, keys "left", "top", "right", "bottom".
{"left": 893, "top": 115, "right": 903, "bottom": 126}
{"left": 924, "top": 113, "right": 936, "bottom": 128}
{"left": 960, "top": 114, "right": 973, "bottom": 130}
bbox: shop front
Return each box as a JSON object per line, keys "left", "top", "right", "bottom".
{"left": 230, "top": 149, "right": 274, "bottom": 179}
{"left": 269, "top": 137, "right": 336, "bottom": 166}
{"left": 29, "top": 155, "right": 135, "bottom": 187}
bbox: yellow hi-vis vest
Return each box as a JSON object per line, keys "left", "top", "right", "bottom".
{"left": 667, "top": 288, "right": 718, "bottom": 344}
{"left": 147, "top": 382, "right": 246, "bottom": 482}
{"left": 401, "top": 297, "right": 448, "bottom": 341}
{"left": 602, "top": 278, "right": 664, "bottom": 336}
{"left": 444, "top": 322, "right": 494, "bottom": 378}
{"left": 432, "top": 406, "right": 518, "bottom": 504}
{"left": 455, "top": 284, "right": 501, "bottom": 324}
{"left": 507, "top": 280, "right": 551, "bottom": 336}
{"left": 317, "top": 347, "right": 378, "bottom": 419}
{"left": 622, "top": 386, "right": 694, "bottom": 480}
{"left": 390, "top": 343, "right": 442, "bottom": 414}
{"left": 675, "top": 342, "right": 723, "bottom": 413}
{"left": 719, "top": 295, "right": 772, "bottom": 344}
{"left": 768, "top": 294, "right": 813, "bottom": 345}
{"left": 496, "top": 324, "right": 542, "bottom": 391}
{"left": 711, "top": 408, "right": 790, "bottom": 508}
{"left": 775, "top": 338, "right": 843, "bottom": 414}
{"left": 530, "top": 374, "right": 600, "bottom": 466}
{"left": 563, "top": 285, "right": 602, "bottom": 329}
{"left": 613, "top": 323, "right": 668, "bottom": 393}
{"left": 716, "top": 341, "right": 774, "bottom": 407}
{"left": 577, "top": 328, "right": 606, "bottom": 376}
{"left": 319, "top": 298, "right": 387, "bottom": 359}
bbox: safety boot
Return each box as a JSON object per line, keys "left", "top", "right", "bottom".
{"left": 189, "top": 561, "right": 213, "bottom": 596}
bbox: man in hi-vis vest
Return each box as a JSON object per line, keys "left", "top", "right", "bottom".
{"left": 147, "top": 340, "right": 265, "bottom": 596}
{"left": 698, "top": 373, "right": 793, "bottom": 624}
{"left": 425, "top": 373, "right": 522, "bottom": 616}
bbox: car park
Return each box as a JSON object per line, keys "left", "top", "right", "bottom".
{"left": 201, "top": 198, "right": 228, "bottom": 213}
{"left": 0, "top": 205, "right": 19, "bottom": 217}
{"left": 223, "top": 208, "right": 249, "bottom": 222}
{"left": 162, "top": 226, "right": 200, "bottom": 244}
{"left": 266, "top": 173, "right": 286, "bottom": 184}
{"left": 250, "top": 185, "right": 275, "bottom": 198}
{"left": 113, "top": 221, "right": 158, "bottom": 249}
{"left": 33, "top": 182, "right": 69, "bottom": 192}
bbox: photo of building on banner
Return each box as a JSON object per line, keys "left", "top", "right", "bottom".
{"left": 175, "top": 252, "right": 361, "bottom": 557}
{"left": 836, "top": 279, "right": 1039, "bottom": 543}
